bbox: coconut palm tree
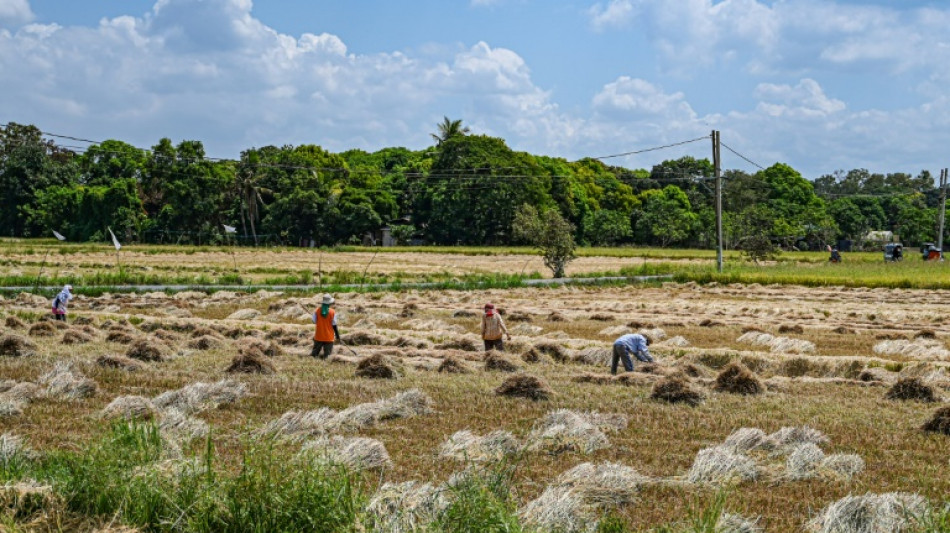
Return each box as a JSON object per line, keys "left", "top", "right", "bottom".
{"left": 236, "top": 151, "right": 269, "bottom": 246}
{"left": 430, "top": 116, "right": 470, "bottom": 145}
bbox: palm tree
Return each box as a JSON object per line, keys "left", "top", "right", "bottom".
{"left": 430, "top": 116, "right": 470, "bottom": 145}
{"left": 236, "top": 151, "right": 268, "bottom": 246}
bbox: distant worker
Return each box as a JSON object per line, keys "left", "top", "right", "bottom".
{"left": 311, "top": 294, "right": 340, "bottom": 359}
{"left": 481, "top": 303, "right": 511, "bottom": 351}
{"left": 893, "top": 245, "right": 903, "bottom": 261}
{"left": 829, "top": 248, "right": 842, "bottom": 263}
{"left": 611, "top": 333, "right": 654, "bottom": 374}
{"left": 51, "top": 284, "right": 72, "bottom": 322}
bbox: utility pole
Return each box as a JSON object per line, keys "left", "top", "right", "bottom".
{"left": 712, "top": 130, "right": 723, "bottom": 273}
{"left": 939, "top": 168, "right": 948, "bottom": 260}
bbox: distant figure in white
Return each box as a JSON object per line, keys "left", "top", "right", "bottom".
{"left": 51, "top": 284, "right": 73, "bottom": 322}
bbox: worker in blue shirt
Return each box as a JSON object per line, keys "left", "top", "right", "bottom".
{"left": 611, "top": 333, "right": 653, "bottom": 374}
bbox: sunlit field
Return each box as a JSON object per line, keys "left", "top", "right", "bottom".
{"left": 1, "top": 280, "right": 948, "bottom": 531}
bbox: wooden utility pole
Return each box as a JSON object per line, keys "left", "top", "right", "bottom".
{"left": 939, "top": 168, "right": 948, "bottom": 260}
{"left": 712, "top": 130, "right": 723, "bottom": 273}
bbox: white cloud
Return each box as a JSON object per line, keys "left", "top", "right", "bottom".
{"left": 0, "top": 0, "right": 33, "bottom": 25}
{"left": 588, "top": 0, "right": 636, "bottom": 32}
{"left": 2, "top": 0, "right": 949, "bottom": 180}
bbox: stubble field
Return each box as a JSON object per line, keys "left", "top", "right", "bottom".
{"left": 1, "top": 279, "right": 948, "bottom": 532}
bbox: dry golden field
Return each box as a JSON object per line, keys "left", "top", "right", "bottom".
{"left": 1, "top": 282, "right": 949, "bottom": 531}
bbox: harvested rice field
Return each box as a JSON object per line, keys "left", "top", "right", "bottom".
{"left": 1, "top": 282, "right": 949, "bottom": 532}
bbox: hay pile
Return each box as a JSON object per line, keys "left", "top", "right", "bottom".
{"left": 485, "top": 353, "right": 520, "bottom": 372}
{"left": 650, "top": 376, "right": 704, "bottom": 406}
{"left": 662, "top": 336, "right": 690, "bottom": 347}
{"left": 264, "top": 389, "right": 433, "bottom": 438}
{"left": 508, "top": 311, "right": 533, "bottom": 322}
{"left": 885, "top": 378, "right": 937, "bottom": 402}
{"left": 61, "top": 329, "right": 94, "bottom": 344}
{"left": 153, "top": 379, "right": 248, "bottom": 415}
{"left": 226, "top": 309, "right": 260, "bottom": 320}
{"left": 37, "top": 362, "right": 97, "bottom": 400}
{"left": 832, "top": 326, "right": 856, "bottom": 335}
{"left": 686, "top": 446, "right": 758, "bottom": 485}
{"left": 435, "top": 338, "right": 480, "bottom": 352}
{"left": 915, "top": 329, "right": 937, "bottom": 339}
{"left": 572, "top": 347, "right": 612, "bottom": 366}
{"left": 126, "top": 338, "right": 168, "bottom": 362}
{"left": 521, "top": 462, "right": 648, "bottom": 533}
{"left": 28, "top": 321, "right": 59, "bottom": 337}
{"left": 807, "top": 492, "right": 928, "bottom": 533}
{"left": 873, "top": 339, "right": 950, "bottom": 360}
{"left": 589, "top": 313, "right": 614, "bottom": 322}
{"left": 105, "top": 331, "right": 138, "bottom": 344}
{"left": 526, "top": 409, "right": 626, "bottom": 455}
{"left": 159, "top": 408, "right": 210, "bottom": 442}
{"left": 226, "top": 348, "right": 276, "bottom": 374}
{"left": 101, "top": 395, "right": 158, "bottom": 420}
{"left": 778, "top": 324, "right": 804, "bottom": 334}
{"left": 439, "top": 430, "right": 520, "bottom": 463}
{"left": 187, "top": 335, "right": 223, "bottom": 351}
{"left": 365, "top": 481, "right": 448, "bottom": 533}
{"left": 495, "top": 373, "right": 552, "bottom": 400}
{"left": 921, "top": 406, "right": 950, "bottom": 435}
{"left": 571, "top": 372, "right": 659, "bottom": 387}
{"left": 4, "top": 316, "right": 26, "bottom": 329}
{"left": 526, "top": 342, "right": 570, "bottom": 363}
{"left": 355, "top": 354, "right": 401, "bottom": 379}
{"left": 0, "top": 433, "right": 32, "bottom": 461}
{"left": 95, "top": 354, "right": 144, "bottom": 372}
{"left": 0, "top": 334, "right": 36, "bottom": 357}
{"left": 437, "top": 356, "right": 471, "bottom": 374}
{"left": 0, "top": 382, "right": 41, "bottom": 417}
{"left": 341, "top": 331, "right": 386, "bottom": 346}
{"left": 547, "top": 311, "right": 566, "bottom": 322}
{"left": 737, "top": 331, "right": 815, "bottom": 354}
{"left": 238, "top": 337, "right": 282, "bottom": 357}
{"left": 150, "top": 329, "right": 183, "bottom": 342}
{"left": 714, "top": 363, "right": 765, "bottom": 395}
{"left": 301, "top": 435, "right": 392, "bottom": 471}
{"left": 452, "top": 310, "right": 476, "bottom": 318}
{"left": 510, "top": 324, "right": 543, "bottom": 336}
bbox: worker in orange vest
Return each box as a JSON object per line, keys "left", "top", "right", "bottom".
{"left": 311, "top": 294, "right": 340, "bottom": 359}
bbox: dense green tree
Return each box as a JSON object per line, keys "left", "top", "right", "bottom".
{"left": 583, "top": 210, "right": 632, "bottom": 245}
{"left": 513, "top": 204, "right": 576, "bottom": 277}
{"left": 423, "top": 135, "right": 552, "bottom": 245}
{"left": 635, "top": 185, "right": 697, "bottom": 247}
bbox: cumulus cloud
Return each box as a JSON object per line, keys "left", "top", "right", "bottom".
{"left": 1, "top": 0, "right": 949, "bottom": 179}
{"left": 0, "top": 0, "right": 33, "bottom": 25}
{"left": 588, "top": 0, "right": 636, "bottom": 32}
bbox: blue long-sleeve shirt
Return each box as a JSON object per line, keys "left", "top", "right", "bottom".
{"left": 614, "top": 334, "right": 653, "bottom": 362}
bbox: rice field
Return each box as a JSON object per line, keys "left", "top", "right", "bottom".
{"left": 1, "top": 280, "right": 949, "bottom": 532}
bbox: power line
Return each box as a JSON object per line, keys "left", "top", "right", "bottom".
{"left": 591, "top": 135, "right": 710, "bottom": 160}
{"left": 720, "top": 141, "right": 765, "bottom": 170}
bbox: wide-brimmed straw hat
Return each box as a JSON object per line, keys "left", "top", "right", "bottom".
{"left": 321, "top": 294, "right": 335, "bottom": 305}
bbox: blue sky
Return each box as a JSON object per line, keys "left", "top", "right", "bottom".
{"left": 2, "top": 0, "right": 949, "bottom": 179}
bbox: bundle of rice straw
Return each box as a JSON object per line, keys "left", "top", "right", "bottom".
{"left": 159, "top": 408, "right": 210, "bottom": 442}
{"left": 438, "top": 430, "right": 520, "bottom": 463}
{"left": 520, "top": 462, "right": 648, "bottom": 533}
{"left": 152, "top": 379, "right": 248, "bottom": 415}
{"left": 263, "top": 389, "right": 433, "bottom": 438}
{"left": 686, "top": 446, "right": 758, "bottom": 485}
{"left": 495, "top": 373, "right": 552, "bottom": 400}
{"left": 37, "top": 362, "right": 97, "bottom": 400}
{"left": 95, "top": 354, "right": 144, "bottom": 372}
{"left": 873, "top": 339, "right": 950, "bottom": 360}
{"left": 0, "top": 432, "right": 31, "bottom": 461}
{"left": 0, "top": 382, "right": 41, "bottom": 417}
{"left": 0, "top": 334, "right": 36, "bottom": 357}
{"left": 365, "top": 481, "right": 448, "bottom": 533}
{"left": 526, "top": 409, "right": 627, "bottom": 455}
{"left": 101, "top": 395, "right": 159, "bottom": 421}
{"left": 807, "top": 492, "right": 928, "bottom": 533}
{"left": 737, "top": 331, "right": 815, "bottom": 354}
{"left": 300, "top": 435, "right": 392, "bottom": 471}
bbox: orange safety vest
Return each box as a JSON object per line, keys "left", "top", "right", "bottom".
{"left": 314, "top": 308, "right": 336, "bottom": 342}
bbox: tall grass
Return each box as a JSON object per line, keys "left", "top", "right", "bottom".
{"left": 0, "top": 422, "right": 364, "bottom": 533}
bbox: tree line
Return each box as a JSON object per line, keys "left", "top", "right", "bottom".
{"left": 0, "top": 121, "right": 943, "bottom": 249}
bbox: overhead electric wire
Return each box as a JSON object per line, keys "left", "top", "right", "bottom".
{"left": 720, "top": 141, "right": 766, "bottom": 170}
{"left": 591, "top": 135, "right": 710, "bottom": 160}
